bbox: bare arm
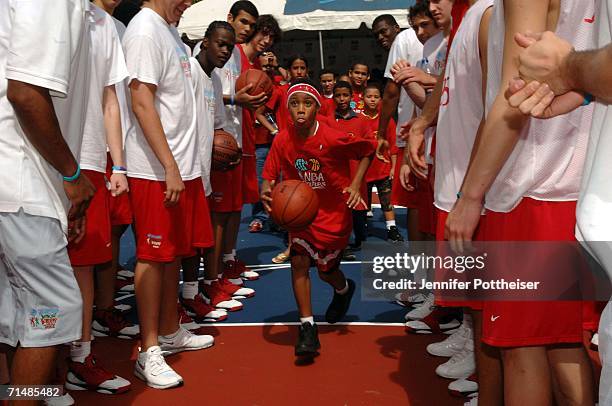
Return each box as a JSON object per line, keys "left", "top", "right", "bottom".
{"left": 447, "top": 0, "right": 549, "bottom": 249}
{"left": 255, "top": 106, "right": 278, "bottom": 134}
{"left": 102, "top": 85, "right": 129, "bottom": 196}
{"left": 130, "top": 79, "right": 183, "bottom": 206}
{"left": 6, "top": 80, "right": 95, "bottom": 223}
{"left": 343, "top": 156, "right": 372, "bottom": 209}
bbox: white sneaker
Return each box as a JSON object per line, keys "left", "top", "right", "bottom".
{"left": 134, "top": 346, "right": 183, "bottom": 389}
{"left": 448, "top": 378, "right": 478, "bottom": 398}
{"left": 427, "top": 323, "right": 472, "bottom": 357}
{"left": 366, "top": 210, "right": 374, "bottom": 218}
{"left": 404, "top": 294, "right": 435, "bottom": 321}
{"left": 159, "top": 326, "right": 214, "bottom": 355}
{"left": 44, "top": 393, "right": 74, "bottom": 406}
{"left": 117, "top": 268, "right": 135, "bottom": 279}
{"left": 435, "top": 339, "right": 475, "bottom": 379}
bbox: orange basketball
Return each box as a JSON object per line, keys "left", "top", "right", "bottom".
{"left": 235, "top": 69, "right": 273, "bottom": 98}
{"left": 212, "top": 129, "right": 240, "bottom": 171}
{"left": 271, "top": 180, "right": 319, "bottom": 232}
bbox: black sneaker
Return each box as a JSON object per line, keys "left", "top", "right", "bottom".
{"left": 295, "top": 322, "right": 320, "bottom": 356}
{"left": 387, "top": 226, "right": 404, "bottom": 242}
{"left": 325, "top": 279, "right": 356, "bottom": 324}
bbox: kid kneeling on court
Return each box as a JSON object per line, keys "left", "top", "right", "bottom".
{"left": 261, "top": 79, "right": 374, "bottom": 356}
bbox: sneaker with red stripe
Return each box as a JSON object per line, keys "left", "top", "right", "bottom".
{"left": 92, "top": 309, "right": 139, "bottom": 339}
{"left": 181, "top": 294, "right": 228, "bottom": 322}
{"left": 223, "top": 259, "right": 259, "bottom": 284}
{"left": 66, "top": 354, "right": 131, "bottom": 394}
{"left": 218, "top": 277, "right": 255, "bottom": 298}
{"left": 202, "top": 282, "right": 243, "bottom": 311}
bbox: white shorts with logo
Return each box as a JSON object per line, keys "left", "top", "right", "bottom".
{"left": 0, "top": 210, "right": 82, "bottom": 347}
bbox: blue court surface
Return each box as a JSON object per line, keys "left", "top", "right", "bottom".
{"left": 116, "top": 206, "right": 408, "bottom": 325}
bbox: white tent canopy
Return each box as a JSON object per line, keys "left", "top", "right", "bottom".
{"left": 178, "top": 0, "right": 411, "bottom": 39}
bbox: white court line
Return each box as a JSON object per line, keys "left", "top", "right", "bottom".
{"left": 198, "top": 321, "right": 404, "bottom": 327}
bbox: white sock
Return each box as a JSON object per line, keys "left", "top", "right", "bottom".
{"left": 300, "top": 316, "right": 314, "bottom": 325}
{"left": 182, "top": 281, "right": 199, "bottom": 300}
{"left": 204, "top": 278, "right": 217, "bottom": 286}
{"left": 335, "top": 281, "right": 349, "bottom": 295}
{"left": 70, "top": 341, "right": 91, "bottom": 363}
{"left": 386, "top": 220, "right": 396, "bottom": 230}
{"left": 223, "top": 253, "right": 235, "bottom": 262}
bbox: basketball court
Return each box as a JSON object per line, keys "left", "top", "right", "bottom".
{"left": 69, "top": 206, "right": 469, "bottom": 405}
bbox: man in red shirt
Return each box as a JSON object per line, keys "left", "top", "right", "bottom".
{"left": 261, "top": 79, "right": 373, "bottom": 357}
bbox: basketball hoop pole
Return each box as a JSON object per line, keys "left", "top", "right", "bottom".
{"left": 318, "top": 30, "right": 325, "bottom": 69}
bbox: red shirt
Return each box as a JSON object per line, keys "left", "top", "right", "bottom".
{"left": 263, "top": 121, "right": 374, "bottom": 249}
{"left": 360, "top": 112, "right": 397, "bottom": 183}
{"left": 266, "top": 83, "right": 290, "bottom": 134}
{"left": 318, "top": 97, "right": 336, "bottom": 119}
{"left": 255, "top": 84, "right": 284, "bottom": 145}
{"left": 325, "top": 111, "right": 371, "bottom": 205}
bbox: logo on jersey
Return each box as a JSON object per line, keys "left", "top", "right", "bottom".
{"left": 30, "top": 307, "right": 60, "bottom": 330}
{"left": 176, "top": 47, "right": 191, "bottom": 78}
{"left": 440, "top": 76, "right": 450, "bottom": 107}
{"left": 294, "top": 157, "right": 326, "bottom": 189}
{"left": 146, "top": 233, "right": 163, "bottom": 249}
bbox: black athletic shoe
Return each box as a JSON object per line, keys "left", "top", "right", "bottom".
{"left": 387, "top": 226, "right": 404, "bottom": 242}
{"left": 325, "top": 279, "right": 356, "bottom": 324}
{"left": 295, "top": 322, "right": 320, "bottom": 356}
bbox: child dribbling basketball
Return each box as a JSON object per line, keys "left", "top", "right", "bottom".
{"left": 261, "top": 79, "right": 374, "bottom": 357}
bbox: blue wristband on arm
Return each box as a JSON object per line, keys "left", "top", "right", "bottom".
{"left": 63, "top": 165, "right": 81, "bottom": 182}
{"left": 582, "top": 93, "right": 593, "bottom": 106}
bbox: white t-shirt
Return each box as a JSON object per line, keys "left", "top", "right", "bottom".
{"left": 81, "top": 4, "right": 128, "bottom": 173}
{"left": 576, "top": 0, "right": 612, "bottom": 277}
{"left": 122, "top": 7, "right": 200, "bottom": 181}
{"left": 0, "top": 0, "right": 91, "bottom": 233}
{"left": 384, "top": 28, "right": 423, "bottom": 148}
{"left": 484, "top": 0, "right": 595, "bottom": 212}
{"left": 213, "top": 46, "right": 243, "bottom": 147}
{"left": 189, "top": 58, "right": 227, "bottom": 196}
{"left": 419, "top": 32, "right": 448, "bottom": 164}
{"left": 435, "top": 0, "right": 493, "bottom": 212}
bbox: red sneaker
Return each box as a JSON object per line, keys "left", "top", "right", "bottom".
{"left": 223, "top": 259, "right": 259, "bottom": 284}
{"left": 218, "top": 277, "right": 255, "bottom": 298}
{"left": 181, "top": 294, "right": 228, "bottom": 322}
{"left": 66, "top": 354, "right": 131, "bottom": 394}
{"left": 202, "top": 282, "right": 243, "bottom": 311}
{"left": 92, "top": 309, "right": 139, "bottom": 339}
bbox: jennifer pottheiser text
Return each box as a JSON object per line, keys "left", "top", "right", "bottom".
{"left": 371, "top": 278, "right": 541, "bottom": 291}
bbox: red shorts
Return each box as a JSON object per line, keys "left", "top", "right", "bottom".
{"left": 129, "top": 178, "right": 213, "bottom": 262}
{"left": 391, "top": 147, "right": 419, "bottom": 209}
{"left": 241, "top": 155, "right": 259, "bottom": 205}
{"left": 434, "top": 209, "right": 484, "bottom": 310}
{"left": 210, "top": 162, "right": 243, "bottom": 212}
{"left": 481, "top": 198, "right": 583, "bottom": 347}
{"left": 417, "top": 167, "right": 436, "bottom": 235}
{"left": 290, "top": 237, "right": 342, "bottom": 273}
{"left": 68, "top": 170, "right": 112, "bottom": 267}
{"left": 583, "top": 300, "right": 606, "bottom": 332}
{"left": 106, "top": 153, "right": 133, "bottom": 226}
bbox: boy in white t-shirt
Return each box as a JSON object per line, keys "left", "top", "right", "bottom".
{"left": 122, "top": 0, "right": 214, "bottom": 389}
{"left": 0, "top": 0, "right": 94, "bottom": 392}
{"left": 180, "top": 22, "right": 256, "bottom": 320}
{"left": 63, "top": 3, "right": 134, "bottom": 395}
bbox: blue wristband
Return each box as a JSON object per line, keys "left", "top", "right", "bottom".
{"left": 456, "top": 191, "right": 462, "bottom": 200}
{"left": 582, "top": 93, "right": 593, "bottom": 106}
{"left": 112, "top": 165, "right": 127, "bottom": 171}
{"left": 230, "top": 94, "right": 235, "bottom": 106}
{"left": 63, "top": 165, "right": 81, "bottom": 182}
